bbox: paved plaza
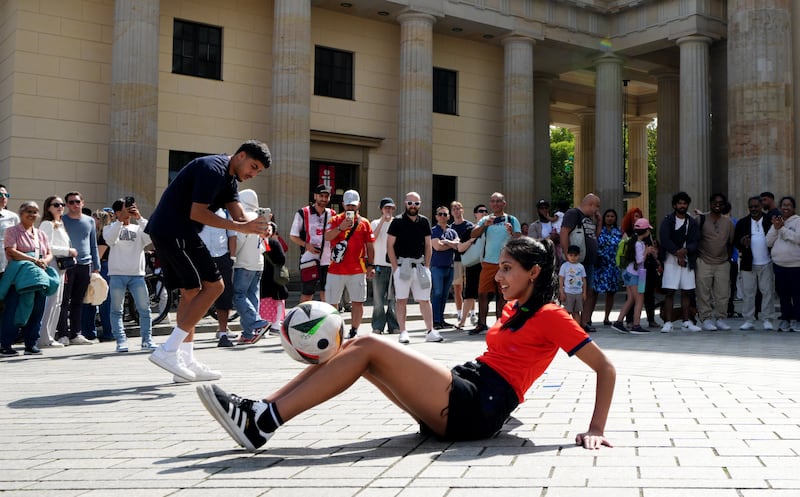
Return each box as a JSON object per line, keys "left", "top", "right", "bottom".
{"left": 3, "top": 301, "right": 800, "bottom": 496}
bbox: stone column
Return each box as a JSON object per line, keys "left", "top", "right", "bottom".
{"left": 575, "top": 109, "right": 595, "bottom": 205}
{"left": 654, "top": 71, "right": 679, "bottom": 221}
{"left": 270, "top": 0, "right": 311, "bottom": 245}
{"left": 626, "top": 117, "right": 651, "bottom": 217}
{"left": 108, "top": 0, "right": 159, "bottom": 213}
{"left": 678, "top": 35, "right": 712, "bottom": 209}
{"left": 502, "top": 36, "right": 535, "bottom": 222}
{"left": 728, "top": 1, "right": 794, "bottom": 213}
{"left": 397, "top": 12, "right": 435, "bottom": 205}
{"left": 594, "top": 54, "right": 624, "bottom": 215}
{"left": 534, "top": 73, "right": 555, "bottom": 205}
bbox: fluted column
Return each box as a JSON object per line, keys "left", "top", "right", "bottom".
{"left": 728, "top": 1, "right": 794, "bottom": 213}
{"left": 678, "top": 35, "right": 711, "bottom": 208}
{"left": 108, "top": 0, "right": 159, "bottom": 213}
{"left": 654, "top": 71, "right": 679, "bottom": 221}
{"left": 594, "top": 54, "right": 624, "bottom": 215}
{"left": 575, "top": 109, "right": 595, "bottom": 205}
{"left": 627, "top": 117, "right": 651, "bottom": 216}
{"left": 502, "top": 36, "right": 535, "bottom": 221}
{"left": 270, "top": 0, "right": 311, "bottom": 244}
{"left": 534, "top": 73, "right": 555, "bottom": 206}
{"left": 397, "top": 12, "right": 435, "bottom": 204}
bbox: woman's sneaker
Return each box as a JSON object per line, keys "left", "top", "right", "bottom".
{"left": 196, "top": 384, "right": 273, "bottom": 452}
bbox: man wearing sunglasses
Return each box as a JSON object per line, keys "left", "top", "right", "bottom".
{"left": 387, "top": 192, "right": 439, "bottom": 344}
{"left": 0, "top": 185, "right": 20, "bottom": 281}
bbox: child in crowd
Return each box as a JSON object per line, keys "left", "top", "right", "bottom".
{"left": 559, "top": 245, "right": 587, "bottom": 323}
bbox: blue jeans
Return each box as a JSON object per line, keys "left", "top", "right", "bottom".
{"left": 371, "top": 265, "right": 398, "bottom": 332}
{"left": 233, "top": 268, "right": 267, "bottom": 337}
{"left": 431, "top": 265, "right": 454, "bottom": 323}
{"left": 109, "top": 275, "right": 152, "bottom": 344}
{"left": 1, "top": 285, "right": 46, "bottom": 349}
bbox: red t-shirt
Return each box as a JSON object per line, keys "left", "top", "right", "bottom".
{"left": 476, "top": 302, "right": 592, "bottom": 403}
{"left": 327, "top": 213, "right": 375, "bottom": 275}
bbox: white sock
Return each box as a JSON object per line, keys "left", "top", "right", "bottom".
{"left": 162, "top": 327, "right": 189, "bottom": 352}
{"left": 179, "top": 341, "right": 194, "bottom": 363}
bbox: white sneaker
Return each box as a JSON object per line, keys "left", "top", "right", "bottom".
{"left": 425, "top": 330, "right": 444, "bottom": 342}
{"left": 683, "top": 321, "right": 702, "bottom": 332}
{"left": 702, "top": 319, "right": 718, "bottom": 331}
{"left": 149, "top": 346, "right": 196, "bottom": 382}
{"left": 660, "top": 321, "right": 673, "bottom": 333}
{"left": 763, "top": 320, "right": 774, "bottom": 331}
{"left": 739, "top": 320, "right": 754, "bottom": 331}
{"left": 778, "top": 320, "right": 791, "bottom": 332}
{"left": 715, "top": 319, "right": 731, "bottom": 330}
{"left": 398, "top": 331, "right": 410, "bottom": 344}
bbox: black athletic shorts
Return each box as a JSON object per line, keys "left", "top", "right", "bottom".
{"left": 212, "top": 254, "right": 234, "bottom": 310}
{"left": 420, "top": 360, "right": 519, "bottom": 441}
{"left": 150, "top": 233, "right": 221, "bottom": 291}
{"left": 300, "top": 264, "right": 329, "bottom": 296}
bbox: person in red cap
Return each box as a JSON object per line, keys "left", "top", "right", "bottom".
{"left": 611, "top": 217, "right": 658, "bottom": 334}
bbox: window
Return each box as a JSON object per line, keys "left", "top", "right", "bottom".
{"left": 172, "top": 19, "right": 222, "bottom": 80}
{"left": 433, "top": 67, "right": 458, "bottom": 115}
{"left": 314, "top": 46, "right": 354, "bottom": 100}
{"left": 169, "top": 150, "right": 210, "bottom": 184}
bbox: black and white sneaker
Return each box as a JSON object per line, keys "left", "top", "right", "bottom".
{"left": 196, "top": 384, "right": 273, "bottom": 452}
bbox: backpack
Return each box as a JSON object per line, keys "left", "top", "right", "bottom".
{"left": 616, "top": 236, "right": 631, "bottom": 270}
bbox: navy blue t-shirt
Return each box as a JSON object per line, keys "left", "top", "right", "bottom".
{"left": 146, "top": 154, "right": 239, "bottom": 238}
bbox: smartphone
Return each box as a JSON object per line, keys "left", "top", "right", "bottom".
{"left": 124, "top": 196, "right": 135, "bottom": 208}
{"left": 346, "top": 211, "right": 355, "bottom": 221}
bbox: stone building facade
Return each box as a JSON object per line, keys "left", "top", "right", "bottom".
{"left": 0, "top": 0, "right": 796, "bottom": 243}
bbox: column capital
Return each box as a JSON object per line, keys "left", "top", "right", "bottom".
{"left": 397, "top": 11, "right": 436, "bottom": 26}
{"left": 676, "top": 35, "right": 712, "bottom": 47}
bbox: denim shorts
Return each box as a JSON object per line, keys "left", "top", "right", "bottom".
{"left": 420, "top": 361, "right": 519, "bottom": 441}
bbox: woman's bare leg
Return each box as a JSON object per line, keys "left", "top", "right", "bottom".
{"left": 271, "top": 335, "right": 452, "bottom": 434}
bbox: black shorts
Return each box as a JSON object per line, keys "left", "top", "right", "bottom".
{"left": 301, "top": 264, "right": 329, "bottom": 296}
{"left": 212, "top": 255, "right": 234, "bottom": 310}
{"left": 150, "top": 233, "right": 221, "bottom": 291}
{"left": 420, "top": 361, "right": 519, "bottom": 441}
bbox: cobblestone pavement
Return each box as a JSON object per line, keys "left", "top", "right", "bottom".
{"left": 2, "top": 302, "right": 800, "bottom": 496}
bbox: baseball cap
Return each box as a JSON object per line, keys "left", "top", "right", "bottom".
{"left": 379, "top": 197, "right": 395, "bottom": 209}
{"left": 634, "top": 218, "right": 653, "bottom": 230}
{"left": 314, "top": 184, "right": 331, "bottom": 194}
{"left": 343, "top": 189, "right": 360, "bottom": 206}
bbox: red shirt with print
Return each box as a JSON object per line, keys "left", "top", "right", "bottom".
{"left": 327, "top": 213, "right": 375, "bottom": 275}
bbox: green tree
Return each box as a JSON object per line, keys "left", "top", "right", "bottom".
{"left": 550, "top": 127, "right": 574, "bottom": 205}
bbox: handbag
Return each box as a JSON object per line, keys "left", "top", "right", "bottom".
{"left": 299, "top": 259, "right": 320, "bottom": 283}
{"left": 56, "top": 256, "right": 76, "bottom": 270}
{"left": 461, "top": 234, "right": 485, "bottom": 267}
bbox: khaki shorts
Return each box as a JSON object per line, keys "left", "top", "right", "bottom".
{"left": 478, "top": 262, "right": 500, "bottom": 294}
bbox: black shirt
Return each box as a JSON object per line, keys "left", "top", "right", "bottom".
{"left": 387, "top": 212, "right": 431, "bottom": 259}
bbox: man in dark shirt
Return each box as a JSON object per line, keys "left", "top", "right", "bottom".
{"left": 146, "top": 140, "right": 271, "bottom": 382}
{"left": 387, "top": 192, "right": 438, "bottom": 344}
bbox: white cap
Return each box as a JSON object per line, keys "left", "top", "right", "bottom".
{"left": 343, "top": 189, "right": 360, "bottom": 206}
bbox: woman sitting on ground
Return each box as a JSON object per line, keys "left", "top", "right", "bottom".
{"left": 197, "top": 237, "right": 616, "bottom": 452}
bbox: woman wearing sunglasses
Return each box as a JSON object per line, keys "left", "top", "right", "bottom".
{"left": 37, "top": 196, "right": 77, "bottom": 348}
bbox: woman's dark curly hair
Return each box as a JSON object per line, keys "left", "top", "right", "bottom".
{"left": 500, "top": 236, "right": 558, "bottom": 331}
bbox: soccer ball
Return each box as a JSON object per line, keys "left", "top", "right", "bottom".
{"left": 280, "top": 301, "right": 344, "bottom": 364}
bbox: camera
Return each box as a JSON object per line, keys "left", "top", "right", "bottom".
{"left": 124, "top": 196, "right": 135, "bottom": 208}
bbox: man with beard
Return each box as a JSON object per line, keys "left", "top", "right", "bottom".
{"left": 658, "top": 191, "right": 702, "bottom": 332}
{"left": 290, "top": 184, "right": 336, "bottom": 303}
{"left": 387, "top": 192, "right": 439, "bottom": 344}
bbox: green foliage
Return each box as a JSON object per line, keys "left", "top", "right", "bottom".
{"left": 550, "top": 128, "right": 574, "bottom": 206}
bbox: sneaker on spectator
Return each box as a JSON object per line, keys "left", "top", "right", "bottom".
{"left": 57, "top": 336, "right": 70, "bottom": 346}
{"left": 195, "top": 384, "right": 272, "bottom": 452}
{"left": 763, "top": 320, "right": 774, "bottom": 331}
{"left": 141, "top": 341, "right": 158, "bottom": 351}
{"left": 398, "top": 330, "right": 410, "bottom": 344}
{"left": 683, "top": 320, "right": 702, "bottom": 332}
{"left": 425, "top": 329, "right": 444, "bottom": 342}
{"left": 739, "top": 320, "right": 754, "bottom": 331}
{"left": 149, "top": 346, "right": 196, "bottom": 382}
{"left": 778, "top": 320, "right": 791, "bottom": 332}
{"left": 702, "top": 319, "right": 718, "bottom": 331}
{"left": 217, "top": 335, "right": 235, "bottom": 348}
{"left": 661, "top": 321, "right": 673, "bottom": 333}
{"left": 70, "top": 334, "right": 94, "bottom": 345}
{"left": 116, "top": 340, "right": 129, "bottom": 353}
{"left": 715, "top": 319, "right": 731, "bottom": 330}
